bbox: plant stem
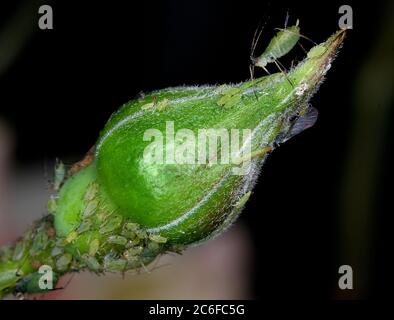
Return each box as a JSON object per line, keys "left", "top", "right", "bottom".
{"left": 0, "top": 215, "right": 67, "bottom": 297}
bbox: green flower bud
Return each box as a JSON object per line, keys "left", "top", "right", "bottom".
{"left": 0, "top": 29, "right": 345, "bottom": 298}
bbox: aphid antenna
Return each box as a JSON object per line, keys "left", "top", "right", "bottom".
{"left": 249, "top": 25, "right": 264, "bottom": 80}
{"left": 284, "top": 10, "right": 290, "bottom": 29}
{"left": 249, "top": 13, "right": 270, "bottom": 80}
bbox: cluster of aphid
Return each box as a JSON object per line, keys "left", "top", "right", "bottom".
{"left": 0, "top": 215, "right": 66, "bottom": 295}
{"left": 51, "top": 177, "right": 172, "bottom": 274}
{"left": 0, "top": 162, "right": 180, "bottom": 297}
{"left": 66, "top": 182, "right": 170, "bottom": 274}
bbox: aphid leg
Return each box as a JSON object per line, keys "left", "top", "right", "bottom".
{"left": 297, "top": 33, "right": 317, "bottom": 45}
{"left": 145, "top": 255, "right": 164, "bottom": 273}
{"left": 248, "top": 64, "right": 259, "bottom": 102}
{"left": 298, "top": 42, "right": 308, "bottom": 54}
{"left": 262, "top": 65, "right": 271, "bottom": 75}
{"left": 249, "top": 64, "right": 255, "bottom": 80}
{"left": 275, "top": 58, "right": 287, "bottom": 71}
{"left": 273, "top": 59, "right": 294, "bottom": 87}
{"left": 140, "top": 260, "right": 151, "bottom": 274}
{"left": 248, "top": 49, "right": 259, "bottom": 100}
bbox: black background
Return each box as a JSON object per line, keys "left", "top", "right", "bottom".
{"left": 0, "top": 0, "right": 392, "bottom": 299}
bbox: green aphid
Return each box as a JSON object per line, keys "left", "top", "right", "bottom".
{"left": 51, "top": 246, "right": 64, "bottom": 257}
{"left": 235, "top": 191, "right": 252, "bottom": 209}
{"left": 29, "top": 232, "right": 49, "bottom": 257}
{"left": 134, "top": 229, "right": 147, "bottom": 240}
{"left": 217, "top": 87, "right": 242, "bottom": 108}
{"left": 127, "top": 259, "right": 142, "bottom": 270}
{"left": 123, "top": 246, "right": 143, "bottom": 260}
{"left": 14, "top": 272, "right": 59, "bottom": 294}
{"left": 124, "top": 253, "right": 140, "bottom": 264}
{"left": 83, "top": 199, "right": 99, "bottom": 219}
{"left": 125, "top": 240, "right": 140, "bottom": 249}
{"left": 97, "top": 209, "right": 113, "bottom": 222}
{"left": 53, "top": 160, "right": 65, "bottom": 191}
{"left": 121, "top": 222, "right": 139, "bottom": 239}
{"left": 141, "top": 102, "right": 155, "bottom": 110}
{"left": 81, "top": 254, "right": 101, "bottom": 272}
{"left": 147, "top": 241, "right": 160, "bottom": 251}
{"left": 142, "top": 242, "right": 161, "bottom": 258}
{"left": 107, "top": 235, "right": 128, "bottom": 246}
{"left": 104, "top": 258, "right": 127, "bottom": 272}
{"left": 84, "top": 182, "right": 99, "bottom": 202}
{"left": 89, "top": 239, "right": 100, "bottom": 257}
{"left": 99, "top": 216, "right": 123, "bottom": 235}
{"left": 123, "top": 222, "right": 139, "bottom": 232}
{"left": 47, "top": 196, "right": 57, "bottom": 215}
{"left": 65, "top": 231, "right": 78, "bottom": 244}
{"left": 40, "top": 257, "right": 55, "bottom": 269}
{"left": 149, "top": 234, "right": 167, "bottom": 244}
{"left": 121, "top": 230, "right": 137, "bottom": 242}
{"left": 56, "top": 253, "right": 72, "bottom": 272}
{"left": 219, "top": 94, "right": 242, "bottom": 109}
{"left": 55, "top": 238, "right": 67, "bottom": 248}
{"left": 157, "top": 98, "right": 170, "bottom": 111}
{"left": 253, "top": 21, "right": 301, "bottom": 73}
{"left": 77, "top": 220, "right": 92, "bottom": 234}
